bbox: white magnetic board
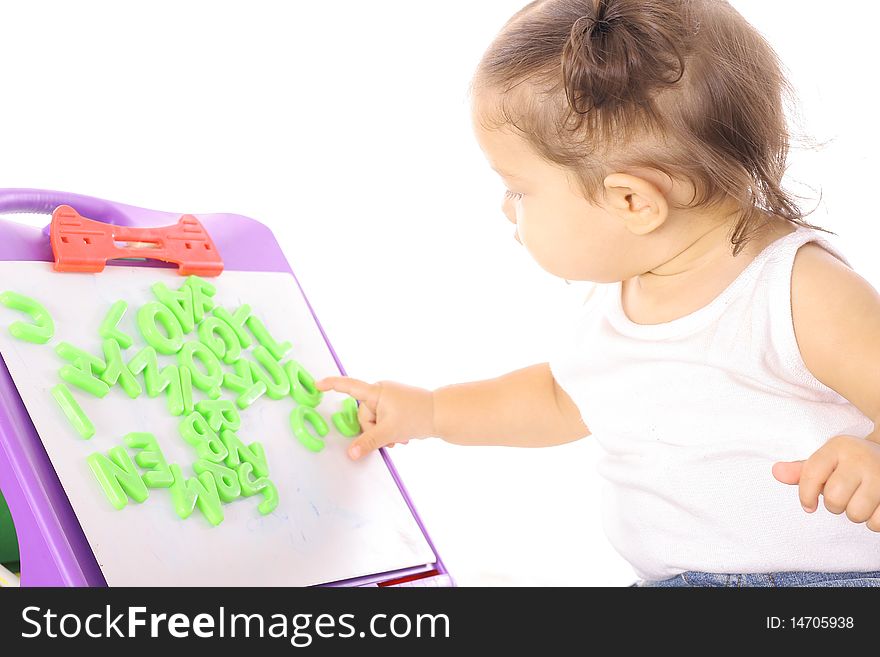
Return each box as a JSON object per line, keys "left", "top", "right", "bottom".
{"left": 0, "top": 260, "right": 435, "bottom": 586}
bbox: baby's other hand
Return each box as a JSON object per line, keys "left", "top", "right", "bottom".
{"left": 314, "top": 375, "right": 435, "bottom": 460}
{"left": 772, "top": 435, "right": 880, "bottom": 532}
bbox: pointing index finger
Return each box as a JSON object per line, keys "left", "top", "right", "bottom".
{"left": 316, "top": 376, "right": 379, "bottom": 405}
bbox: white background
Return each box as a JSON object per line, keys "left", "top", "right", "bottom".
{"left": 1, "top": 1, "right": 877, "bottom": 586}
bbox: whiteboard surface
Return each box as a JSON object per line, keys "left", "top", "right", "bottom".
{"left": 0, "top": 261, "right": 435, "bottom": 586}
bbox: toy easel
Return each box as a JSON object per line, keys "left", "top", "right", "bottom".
{"left": 0, "top": 188, "right": 452, "bottom": 587}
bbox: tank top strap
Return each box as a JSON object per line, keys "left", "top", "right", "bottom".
{"left": 761, "top": 225, "right": 853, "bottom": 397}
{"left": 762, "top": 225, "right": 852, "bottom": 273}
{"left": 762, "top": 225, "right": 853, "bottom": 316}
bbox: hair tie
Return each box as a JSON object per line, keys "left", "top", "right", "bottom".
{"left": 577, "top": 15, "right": 615, "bottom": 36}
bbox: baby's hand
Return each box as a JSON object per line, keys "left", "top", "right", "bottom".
{"left": 772, "top": 435, "right": 880, "bottom": 532}
{"left": 314, "top": 376, "right": 435, "bottom": 460}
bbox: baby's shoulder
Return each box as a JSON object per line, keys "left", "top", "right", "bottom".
{"left": 792, "top": 241, "right": 851, "bottom": 272}
{"left": 790, "top": 240, "right": 880, "bottom": 411}
{"left": 790, "top": 241, "right": 868, "bottom": 312}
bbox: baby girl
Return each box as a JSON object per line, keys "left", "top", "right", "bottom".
{"left": 317, "top": 0, "right": 880, "bottom": 587}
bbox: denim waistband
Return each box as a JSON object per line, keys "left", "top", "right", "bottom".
{"left": 631, "top": 569, "right": 880, "bottom": 587}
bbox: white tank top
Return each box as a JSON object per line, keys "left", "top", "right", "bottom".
{"left": 548, "top": 226, "right": 880, "bottom": 581}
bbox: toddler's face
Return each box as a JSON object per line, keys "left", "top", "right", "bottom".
{"left": 470, "top": 95, "right": 668, "bottom": 283}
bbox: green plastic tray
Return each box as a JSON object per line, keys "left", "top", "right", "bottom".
{"left": 0, "top": 488, "right": 19, "bottom": 564}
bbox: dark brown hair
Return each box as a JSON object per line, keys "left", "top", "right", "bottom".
{"left": 470, "top": 0, "right": 832, "bottom": 256}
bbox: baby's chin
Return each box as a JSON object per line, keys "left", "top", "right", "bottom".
{"left": 554, "top": 271, "right": 618, "bottom": 285}
{"left": 526, "top": 249, "right": 617, "bottom": 283}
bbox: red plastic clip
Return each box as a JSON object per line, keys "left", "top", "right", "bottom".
{"left": 49, "top": 205, "right": 223, "bottom": 277}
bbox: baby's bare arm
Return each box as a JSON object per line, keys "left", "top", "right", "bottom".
{"left": 432, "top": 363, "right": 590, "bottom": 447}
{"left": 317, "top": 363, "right": 589, "bottom": 459}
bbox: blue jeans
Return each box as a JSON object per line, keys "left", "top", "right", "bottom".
{"left": 630, "top": 570, "right": 880, "bottom": 587}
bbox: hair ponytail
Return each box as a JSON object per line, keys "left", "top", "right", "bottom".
{"left": 562, "top": 1, "right": 687, "bottom": 115}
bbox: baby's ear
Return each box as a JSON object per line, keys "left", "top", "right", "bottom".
{"left": 603, "top": 173, "right": 668, "bottom": 236}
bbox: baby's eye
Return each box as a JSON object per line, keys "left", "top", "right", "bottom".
{"left": 504, "top": 189, "right": 523, "bottom": 202}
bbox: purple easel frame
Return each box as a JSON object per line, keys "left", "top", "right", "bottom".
{"left": 0, "top": 188, "right": 451, "bottom": 587}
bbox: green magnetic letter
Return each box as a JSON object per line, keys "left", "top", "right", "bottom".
{"left": 178, "top": 340, "right": 223, "bottom": 398}
{"left": 0, "top": 291, "right": 54, "bottom": 344}
{"left": 290, "top": 405, "right": 329, "bottom": 453}
{"left": 128, "top": 346, "right": 185, "bottom": 415}
{"left": 182, "top": 275, "right": 217, "bottom": 323}
{"left": 211, "top": 304, "right": 252, "bottom": 348}
{"left": 193, "top": 459, "right": 241, "bottom": 503}
{"left": 237, "top": 462, "right": 279, "bottom": 515}
{"left": 220, "top": 430, "right": 269, "bottom": 478}
{"left": 137, "top": 301, "right": 184, "bottom": 355}
{"left": 195, "top": 399, "right": 241, "bottom": 433}
{"left": 180, "top": 364, "right": 195, "bottom": 415}
{"left": 245, "top": 315, "right": 291, "bottom": 362}
{"left": 250, "top": 346, "right": 290, "bottom": 399}
{"left": 180, "top": 411, "right": 229, "bottom": 462}
{"left": 284, "top": 360, "right": 323, "bottom": 408}
{"left": 223, "top": 358, "right": 266, "bottom": 409}
{"left": 55, "top": 342, "right": 110, "bottom": 397}
{"left": 124, "top": 432, "right": 174, "bottom": 488}
{"left": 151, "top": 282, "right": 196, "bottom": 334}
{"left": 51, "top": 383, "right": 95, "bottom": 439}
{"left": 56, "top": 342, "right": 109, "bottom": 397}
{"left": 98, "top": 300, "right": 134, "bottom": 349}
{"left": 332, "top": 397, "right": 362, "bottom": 438}
{"left": 87, "top": 447, "right": 149, "bottom": 509}
{"left": 197, "top": 316, "right": 242, "bottom": 365}
{"left": 100, "top": 338, "right": 142, "bottom": 398}
{"left": 169, "top": 464, "right": 223, "bottom": 526}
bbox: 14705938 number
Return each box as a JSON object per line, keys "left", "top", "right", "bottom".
{"left": 766, "top": 616, "right": 854, "bottom": 629}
